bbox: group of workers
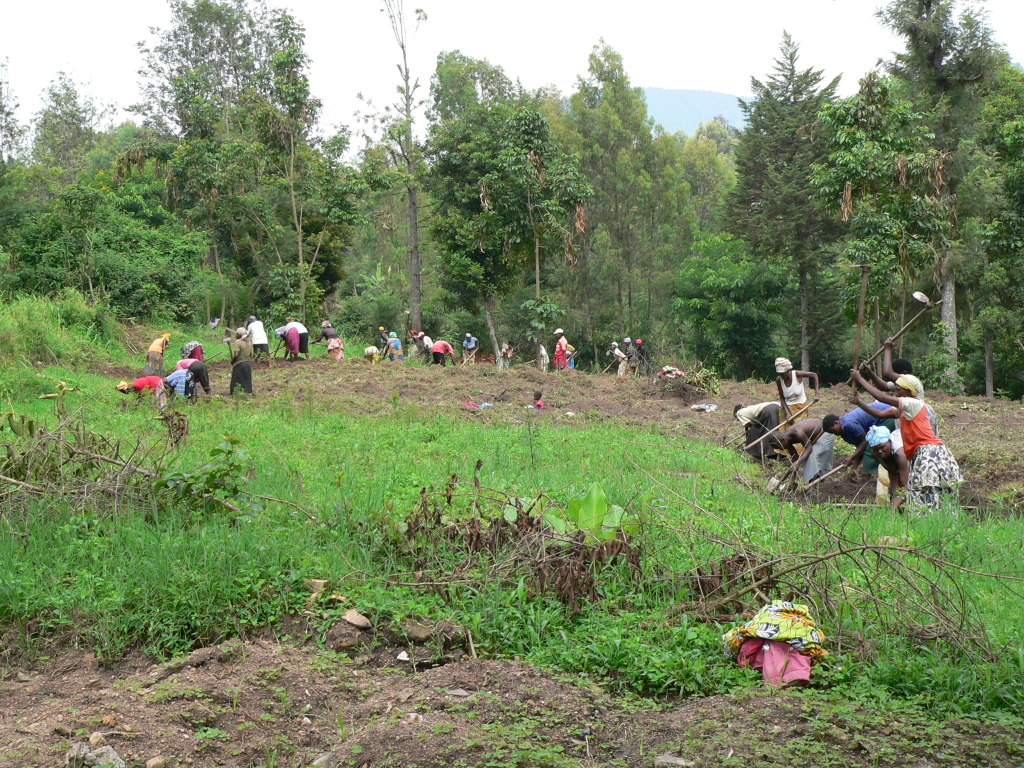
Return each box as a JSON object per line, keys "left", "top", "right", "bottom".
{"left": 121, "top": 321, "right": 624, "bottom": 407}
{"left": 606, "top": 337, "right": 652, "bottom": 377}
{"left": 734, "top": 341, "right": 962, "bottom": 514}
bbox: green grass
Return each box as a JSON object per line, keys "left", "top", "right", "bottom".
{"left": 2, "top": 331, "right": 1024, "bottom": 722}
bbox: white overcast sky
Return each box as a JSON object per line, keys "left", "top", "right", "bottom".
{"left": 3, "top": 0, "right": 1023, "bottom": 137}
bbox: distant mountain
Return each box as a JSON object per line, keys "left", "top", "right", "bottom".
{"left": 642, "top": 88, "right": 747, "bottom": 136}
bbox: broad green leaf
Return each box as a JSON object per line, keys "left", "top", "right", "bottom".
{"left": 577, "top": 483, "right": 607, "bottom": 540}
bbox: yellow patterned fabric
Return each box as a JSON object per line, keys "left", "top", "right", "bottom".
{"left": 723, "top": 600, "right": 828, "bottom": 662}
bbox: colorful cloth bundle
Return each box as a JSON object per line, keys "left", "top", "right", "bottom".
{"left": 723, "top": 600, "right": 828, "bottom": 662}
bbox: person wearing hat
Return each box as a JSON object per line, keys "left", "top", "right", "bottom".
{"left": 553, "top": 329, "right": 570, "bottom": 370}
{"left": 635, "top": 338, "right": 651, "bottom": 376}
{"left": 850, "top": 370, "right": 962, "bottom": 513}
{"left": 378, "top": 326, "right": 390, "bottom": 351}
{"left": 386, "top": 331, "right": 404, "bottom": 362}
{"left": 145, "top": 332, "right": 172, "bottom": 374}
{"left": 462, "top": 332, "right": 479, "bottom": 365}
{"left": 246, "top": 315, "right": 270, "bottom": 359}
{"left": 774, "top": 357, "right": 819, "bottom": 424}
{"left": 608, "top": 341, "right": 628, "bottom": 377}
{"left": 865, "top": 424, "right": 909, "bottom": 506}
{"left": 316, "top": 320, "right": 345, "bottom": 361}
{"left": 275, "top": 322, "right": 302, "bottom": 360}
{"left": 225, "top": 327, "right": 254, "bottom": 394}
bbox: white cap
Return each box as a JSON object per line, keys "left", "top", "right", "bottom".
{"left": 611, "top": 342, "right": 618, "bottom": 347}
{"left": 623, "top": 337, "right": 631, "bottom": 343}
{"left": 554, "top": 328, "right": 564, "bottom": 335}
{"left": 466, "top": 332, "right": 471, "bottom": 337}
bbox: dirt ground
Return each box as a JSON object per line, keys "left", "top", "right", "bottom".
{"left": 101, "top": 353, "right": 1024, "bottom": 513}
{"left": 3, "top": 624, "right": 1022, "bottom": 768}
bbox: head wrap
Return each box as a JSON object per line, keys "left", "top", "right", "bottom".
{"left": 623, "top": 337, "right": 631, "bottom": 344}
{"left": 866, "top": 425, "right": 892, "bottom": 447}
{"left": 180, "top": 341, "right": 201, "bottom": 358}
{"left": 236, "top": 327, "right": 249, "bottom": 339}
{"left": 288, "top": 317, "right": 297, "bottom": 323}
{"left": 389, "top": 331, "right": 397, "bottom": 338}
{"left": 321, "top": 320, "right": 332, "bottom": 328}
{"left": 775, "top": 357, "right": 793, "bottom": 373}
{"left": 895, "top": 374, "right": 923, "bottom": 398}
{"left": 161, "top": 332, "right": 171, "bottom": 339}
{"left": 417, "top": 332, "right": 425, "bottom": 339}
{"left": 636, "top": 338, "right": 643, "bottom": 344}
{"left": 554, "top": 328, "right": 564, "bottom": 335}
{"left": 379, "top": 326, "right": 386, "bottom": 331}
{"left": 247, "top": 315, "right": 257, "bottom": 324}
{"left": 115, "top": 380, "right": 131, "bottom": 392}
{"left": 611, "top": 342, "right": 618, "bottom": 347}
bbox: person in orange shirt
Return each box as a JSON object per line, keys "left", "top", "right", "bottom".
{"left": 145, "top": 332, "right": 172, "bottom": 374}
{"left": 850, "top": 370, "right": 962, "bottom": 513}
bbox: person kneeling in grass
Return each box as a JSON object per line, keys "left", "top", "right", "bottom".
{"left": 116, "top": 375, "right": 167, "bottom": 409}
{"left": 850, "top": 371, "right": 962, "bottom": 513}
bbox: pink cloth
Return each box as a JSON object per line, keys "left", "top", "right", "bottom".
{"left": 737, "top": 638, "right": 811, "bottom": 687}
{"left": 176, "top": 358, "right": 198, "bottom": 370}
{"left": 286, "top": 327, "right": 300, "bottom": 355}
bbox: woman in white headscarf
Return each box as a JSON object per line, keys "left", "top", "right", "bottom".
{"left": 774, "top": 357, "right": 819, "bottom": 425}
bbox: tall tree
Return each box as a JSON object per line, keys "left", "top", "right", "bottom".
{"left": 33, "top": 74, "right": 108, "bottom": 184}
{"left": 0, "top": 59, "right": 24, "bottom": 163}
{"left": 380, "top": 0, "right": 426, "bottom": 329}
{"left": 728, "top": 33, "right": 839, "bottom": 371}
{"left": 878, "top": 0, "right": 998, "bottom": 372}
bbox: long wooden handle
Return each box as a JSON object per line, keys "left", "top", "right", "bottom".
{"left": 846, "top": 299, "right": 942, "bottom": 384}
{"left": 804, "top": 463, "right": 845, "bottom": 491}
{"left": 741, "top": 403, "right": 811, "bottom": 450}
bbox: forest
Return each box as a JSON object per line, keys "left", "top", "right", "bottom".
{"left": 2, "top": 0, "right": 1023, "bottom": 395}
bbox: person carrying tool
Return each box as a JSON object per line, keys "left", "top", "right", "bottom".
{"left": 225, "top": 327, "right": 254, "bottom": 395}
{"left": 378, "top": 326, "right": 390, "bottom": 351}
{"left": 462, "top": 333, "right": 479, "bottom": 364}
{"left": 774, "top": 358, "right": 819, "bottom": 423}
{"left": 635, "top": 338, "right": 651, "bottom": 376}
{"left": 246, "top": 315, "right": 270, "bottom": 359}
{"left": 858, "top": 340, "right": 939, "bottom": 434}
{"left": 609, "top": 341, "right": 628, "bottom": 377}
{"left": 775, "top": 418, "right": 835, "bottom": 484}
{"left": 623, "top": 338, "right": 638, "bottom": 375}
{"left": 180, "top": 340, "right": 204, "bottom": 363}
{"left": 849, "top": 370, "right": 962, "bottom": 513}
{"left": 734, "top": 402, "right": 784, "bottom": 460}
{"left": 553, "top": 329, "right": 570, "bottom": 370}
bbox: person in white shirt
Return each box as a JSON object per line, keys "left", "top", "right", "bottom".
{"left": 246, "top": 315, "right": 270, "bottom": 359}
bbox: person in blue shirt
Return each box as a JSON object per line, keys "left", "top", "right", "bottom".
{"left": 387, "top": 332, "right": 404, "bottom": 362}
{"left": 822, "top": 403, "right": 893, "bottom": 476}
{"left": 462, "top": 333, "right": 479, "bottom": 364}
{"left": 164, "top": 367, "right": 196, "bottom": 401}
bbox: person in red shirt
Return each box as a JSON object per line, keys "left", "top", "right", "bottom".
{"left": 431, "top": 339, "right": 456, "bottom": 366}
{"left": 116, "top": 376, "right": 164, "bottom": 393}
{"left": 533, "top": 391, "right": 544, "bottom": 409}
{"left": 850, "top": 370, "right": 962, "bottom": 513}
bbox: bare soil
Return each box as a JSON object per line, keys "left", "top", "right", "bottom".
{"left": 3, "top": 628, "right": 1022, "bottom": 768}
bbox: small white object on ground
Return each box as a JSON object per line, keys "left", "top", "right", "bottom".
{"left": 396, "top": 650, "right": 411, "bottom": 661}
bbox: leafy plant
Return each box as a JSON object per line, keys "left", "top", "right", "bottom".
{"left": 544, "top": 483, "right": 638, "bottom": 542}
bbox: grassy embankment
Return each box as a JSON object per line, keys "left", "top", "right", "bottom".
{"left": 1, "top": 294, "right": 1023, "bottom": 723}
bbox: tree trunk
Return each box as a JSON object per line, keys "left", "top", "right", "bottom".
{"left": 408, "top": 184, "right": 422, "bottom": 329}
{"left": 938, "top": 252, "right": 958, "bottom": 379}
{"left": 799, "top": 266, "right": 810, "bottom": 371}
{"left": 984, "top": 334, "right": 994, "bottom": 398}
{"left": 534, "top": 230, "right": 541, "bottom": 300}
{"left": 482, "top": 294, "right": 500, "bottom": 363}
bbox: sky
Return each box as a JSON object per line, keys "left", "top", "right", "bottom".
{"left": 3, "top": 0, "right": 1024, "bottom": 137}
